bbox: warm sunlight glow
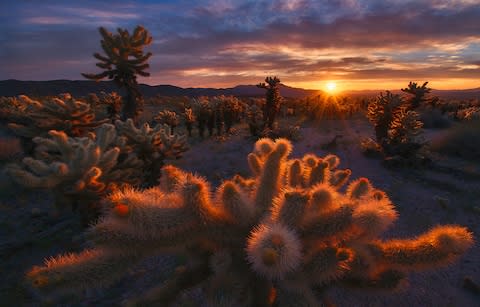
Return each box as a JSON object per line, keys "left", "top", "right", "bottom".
{"left": 325, "top": 82, "right": 337, "bottom": 93}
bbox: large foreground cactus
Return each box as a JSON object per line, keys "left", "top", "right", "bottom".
{"left": 27, "top": 138, "right": 473, "bottom": 306}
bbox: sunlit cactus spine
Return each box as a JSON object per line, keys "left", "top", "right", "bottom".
{"left": 183, "top": 107, "right": 196, "bottom": 137}
{"left": 154, "top": 110, "right": 180, "bottom": 135}
{"left": 6, "top": 124, "right": 143, "bottom": 225}
{"left": 82, "top": 25, "right": 152, "bottom": 124}
{"left": 7, "top": 94, "right": 109, "bottom": 154}
{"left": 401, "top": 81, "right": 431, "bottom": 110}
{"left": 257, "top": 76, "right": 282, "bottom": 129}
{"left": 367, "top": 91, "right": 403, "bottom": 144}
{"left": 26, "top": 138, "right": 473, "bottom": 306}
{"left": 114, "top": 119, "right": 188, "bottom": 187}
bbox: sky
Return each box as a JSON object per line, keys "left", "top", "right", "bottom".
{"left": 1, "top": 0, "right": 479, "bottom": 91}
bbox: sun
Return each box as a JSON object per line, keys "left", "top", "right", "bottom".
{"left": 325, "top": 81, "right": 337, "bottom": 93}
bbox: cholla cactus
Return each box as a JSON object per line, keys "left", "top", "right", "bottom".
{"left": 6, "top": 124, "right": 143, "bottom": 224}
{"left": 214, "top": 95, "right": 241, "bottom": 133}
{"left": 0, "top": 96, "right": 26, "bottom": 121}
{"left": 192, "top": 97, "right": 213, "bottom": 137}
{"left": 82, "top": 26, "right": 152, "bottom": 123}
{"left": 184, "top": 107, "right": 196, "bottom": 137}
{"left": 6, "top": 94, "right": 109, "bottom": 154}
{"left": 367, "top": 91, "right": 403, "bottom": 144}
{"left": 401, "top": 81, "right": 431, "bottom": 109}
{"left": 27, "top": 138, "right": 473, "bottom": 306}
{"left": 257, "top": 76, "right": 282, "bottom": 129}
{"left": 246, "top": 103, "right": 264, "bottom": 137}
{"left": 114, "top": 119, "right": 188, "bottom": 187}
{"left": 389, "top": 108, "right": 423, "bottom": 146}
{"left": 7, "top": 94, "right": 108, "bottom": 139}
{"left": 154, "top": 110, "right": 180, "bottom": 135}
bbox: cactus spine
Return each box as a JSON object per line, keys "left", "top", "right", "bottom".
{"left": 82, "top": 26, "right": 152, "bottom": 123}
{"left": 27, "top": 139, "right": 473, "bottom": 306}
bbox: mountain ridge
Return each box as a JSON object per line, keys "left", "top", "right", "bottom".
{"left": 1, "top": 79, "right": 479, "bottom": 99}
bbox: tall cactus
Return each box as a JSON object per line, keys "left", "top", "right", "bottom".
{"left": 401, "top": 81, "right": 431, "bottom": 109}
{"left": 26, "top": 138, "right": 473, "bottom": 306}
{"left": 82, "top": 26, "right": 152, "bottom": 124}
{"left": 367, "top": 91, "right": 403, "bottom": 144}
{"left": 257, "top": 76, "right": 282, "bottom": 129}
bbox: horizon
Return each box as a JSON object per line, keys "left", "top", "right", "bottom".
{"left": 1, "top": 1, "right": 479, "bottom": 92}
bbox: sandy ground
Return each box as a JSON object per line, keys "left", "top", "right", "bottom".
{"left": 0, "top": 116, "right": 479, "bottom": 306}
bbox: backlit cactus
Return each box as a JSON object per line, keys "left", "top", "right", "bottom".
{"left": 82, "top": 26, "right": 152, "bottom": 123}
{"left": 114, "top": 119, "right": 188, "bottom": 187}
{"left": 6, "top": 124, "right": 143, "bottom": 224}
{"left": 26, "top": 138, "right": 473, "bottom": 306}
{"left": 154, "top": 110, "right": 179, "bottom": 135}
{"left": 6, "top": 94, "right": 108, "bottom": 153}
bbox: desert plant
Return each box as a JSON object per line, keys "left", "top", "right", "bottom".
{"left": 183, "top": 107, "right": 196, "bottom": 137}
{"left": 367, "top": 91, "right": 403, "bottom": 144}
{"left": 192, "top": 97, "right": 213, "bottom": 138}
{"left": 82, "top": 26, "right": 152, "bottom": 123}
{"left": 114, "top": 119, "right": 188, "bottom": 187}
{"left": 401, "top": 81, "right": 431, "bottom": 109}
{"left": 154, "top": 110, "right": 180, "bottom": 135}
{"left": 26, "top": 138, "right": 473, "bottom": 306}
{"left": 257, "top": 76, "right": 282, "bottom": 129}
{"left": 6, "top": 124, "right": 143, "bottom": 225}
{"left": 7, "top": 95, "right": 109, "bottom": 154}
{"left": 214, "top": 95, "right": 241, "bottom": 133}
{"left": 246, "top": 103, "right": 264, "bottom": 137}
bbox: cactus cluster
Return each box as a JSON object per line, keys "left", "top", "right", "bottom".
{"left": 6, "top": 124, "right": 143, "bottom": 224}
{"left": 26, "top": 138, "right": 473, "bottom": 306}
{"left": 153, "top": 110, "right": 179, "bottom": 134}
{"left": 7, "top": 94, "right": 108, "bottom": 139}
{"left": 114, "top": 119, "right": 188, "bottom": 187}
{"left": 366, "top": 90, "right": 425, "bottom": 161}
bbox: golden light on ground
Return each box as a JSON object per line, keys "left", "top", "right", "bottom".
{"left": 325, "top": 81, "right": 337, "bottom": 94}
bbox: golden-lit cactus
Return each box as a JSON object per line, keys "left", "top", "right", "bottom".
{"left": 114, "top": 119, "right": 188, "bottom": 187}
{"left": 154, "top": 110, "right": 180, "bottom": 134}
{"left": 26, "top": 138, "right": 473, "bottom": 306}
{"left": 401, "top": 81, "right": 431, "bottom": 109}
{"left": 82, "top": 26, "right": 152, "bottom": 123}
{"left": 6, "top": 124, "right": 143, "bottom": 224}
{"left": 7, "top": 94, "right": 108, "bottom": 145}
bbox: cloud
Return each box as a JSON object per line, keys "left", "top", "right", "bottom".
{"left": 1, "top": 0, "right": 479, "bottom": 89}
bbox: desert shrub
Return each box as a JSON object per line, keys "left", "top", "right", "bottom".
{"left": 430, "top": 119, "right": 480, "bottom": 160}
{"left": 26, "top": 138, "right": 473, "bottom": 306}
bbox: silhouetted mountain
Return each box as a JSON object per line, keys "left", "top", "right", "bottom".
{"left": 0, "top": 80, "right": 319, "bottom": 99}
{"left": 1, "top": 80, "right": 477, "bottom": 100}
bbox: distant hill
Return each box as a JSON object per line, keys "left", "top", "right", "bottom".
{"left": 0, "top": 80, "right": 320, "bottom": 99}
{"left": 1, "top": 80, "right": 478, "bottom": 100}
